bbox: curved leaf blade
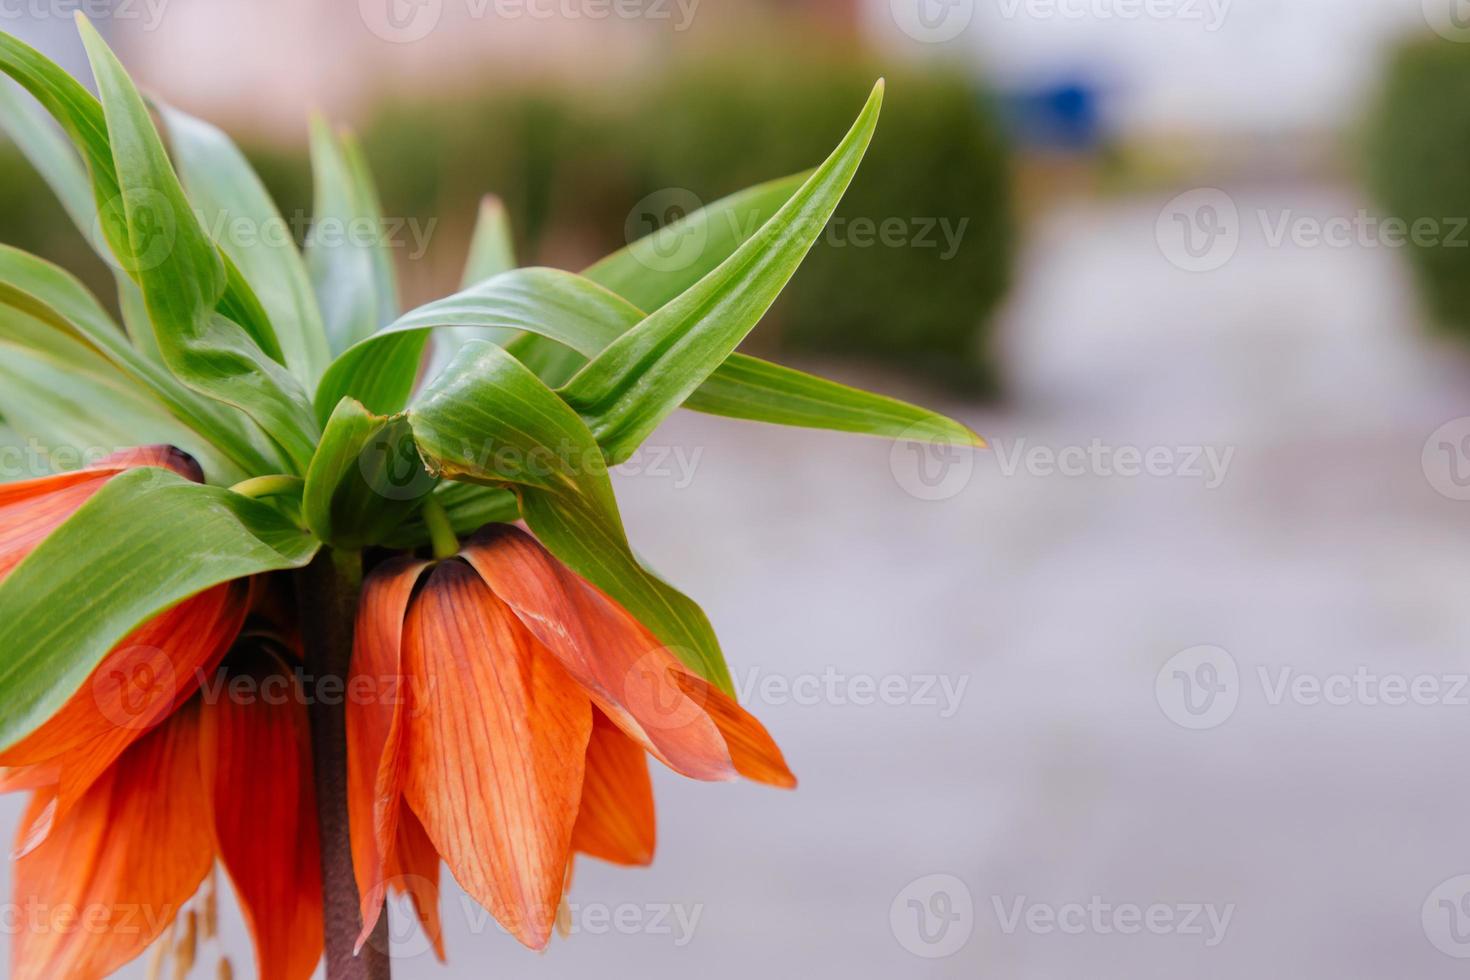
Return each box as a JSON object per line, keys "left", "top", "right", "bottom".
{"left": 304, "top": 398, "right": 435, "bottom": 549}
{"left": 559, "top": 80, "right": 885, "bottom": 462}
{"left": 76, "top": 18, "right": 319, "bottom": 471}
{"left": 408, "top": 340, "right": 732, "bottom": 690}
{"left": 0, "top": 468, "right": 319, "bottom": 751}
{"left": 161, "top": 101, "right": 332, "bottom": 386}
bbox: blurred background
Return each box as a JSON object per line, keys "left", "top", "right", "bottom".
{"left": 6, "top": 0, "right": 1470, "bottom": 976}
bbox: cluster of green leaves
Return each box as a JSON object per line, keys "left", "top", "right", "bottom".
{"left": 0, "top": 17, "right": 977, "bottom": 744}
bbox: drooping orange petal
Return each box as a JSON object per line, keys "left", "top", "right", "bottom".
{"left": 674, "top": 672, "right": 796, "bottom": 789}
{"left": 11, "top": 701, "right": 214, "bottom": 980}
{"left": 385, "top": 805, "right": 446, "bottom": 962}
{"left": 197, "top": 647, "right": 323, "bottom": 980}
{"left": 573, "top": 711, "right": 656, "bottom": 866}
{"left": 346, "top": 556, "right": 429, "bottom": 947}
{"left": 460, "top": 525, "right": 737, "bottom": 782}
{"left": 0, "top": 472, "right": 113, "bottom": 582}
{"left": 0, "top": 583, "right": 250, "bottom": 854}
{"left": 401, "top": 559, "right": 591, "bottom": 950}
{"left": 0, "top": 445, "right": 202, "bottom": 582}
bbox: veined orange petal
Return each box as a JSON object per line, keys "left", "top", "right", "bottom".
{"left": 0, "top": 473, "right": 113, "bottom": 582}
{"left": 0, "top": 445, "right": 202, "bottom": 582}
{"left": 401, "top": 560, "right": 591, "bottom": 950}
{"left": 385, "top": 806, "right": 446, "bottom": 962}
{"left": 11, "top": 701, "right": 214, "bottom": 980}
{"left": 198, "top": 648, "right": 323, "bottom": 980}
{"left": 573, "top": 711, "right": 656, "bottom": 866}
{"left": 674, "top": 672, "right": 796, "bottom": 789}
{"left": 460, "top": 525, "right": 737, "bottom": 783}
{"left": 346, "top": 557, "right": 429, "bottom": 947}
{"left": 0, "top": 583, "right": 250, "bottom": 855}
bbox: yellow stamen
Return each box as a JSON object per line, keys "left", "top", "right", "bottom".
{"left": 145, "top": 916, "right": 176, "bottom": 980}
{"left": 203, "top": 870, "right": 219, "bottom": 940}
{"left": 174, "top": 909, "right": 197, "bottom": 978}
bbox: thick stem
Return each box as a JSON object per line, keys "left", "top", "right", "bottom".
{"left": 296, "top": 548, "right": 392, "bottom": 980}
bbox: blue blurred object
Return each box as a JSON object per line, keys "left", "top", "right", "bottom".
{"left": 998, "top": 78, "right": 1105, "bottom": 152}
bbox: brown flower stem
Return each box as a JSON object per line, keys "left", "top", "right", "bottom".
{"left": 296, "top": 548, "right": 392, "bottom": 980}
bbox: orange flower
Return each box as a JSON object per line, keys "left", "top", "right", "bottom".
{"left": 0, "top": 445, "right": 201, "bottom": 581}
{"left": 0, "top": 446, "right": 243, "bottom": 848}
{"left": 4, "top": 643, "right": 323, "bottom": 980}
{"left": 348, "top": 523, "right": 795, "bottom": 952}
{"left": 0, "top": 447, "right": 321, "bottom": 979}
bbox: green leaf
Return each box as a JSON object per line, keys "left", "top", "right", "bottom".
{"left": 76, "top": 18, "right": 319, "bottom": 472}
{"left": 682, "top": 356, "right": 980, "bottom": 445}
{"left": 0, "top": 468, "right": 319, "bottom": 750}
{"left": 313, "top": 267, "right": 633, "bottom": 422}
{"left": 461, "top": 195, "right": 518, "bottom": 287}
{"left": 583, "top": 171, "right": 807, "bottom": 314}
{"left": 303, "top": 398, "right": 435, "bottom": 549}
{"left": 0, "top": 30, "right": 281, "bottom": 358}
{"left": 409, "top": 340, "right": 732, "bottom": 690}
{"left": 0, "top": 78, "right": 97, "bottom": 240}
{"left": 321, "top": 263, "right": 978, "bottom": 450}
{"left": 160, "top": 101, "right": 332, "bottom": 386}
{"left": 306, "top": 118, "right": 399, "bottom": 356}
{"left": 378, "top": 480, "right": 519, "bottom": 550}
{"left": 508, "top": 174, "right": 806, "bottom": 389}
{"left": 0, "top": 245, "right": 279, "bottom": 477}
{"left": 559, "top": 81, "right": 885, "bottom": 463}
{"left": 0, "top": 316, "right": 234, "bottom": 480}
{"left": 423, "top": 195, "right": 520, "bottom": 384}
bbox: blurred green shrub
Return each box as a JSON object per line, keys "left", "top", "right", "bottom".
{"left": 1365, "top": 37, "right": 1470, "bottom": 335}
{"left": 0, "top": 53, "right": 1014, "bottom": 393}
